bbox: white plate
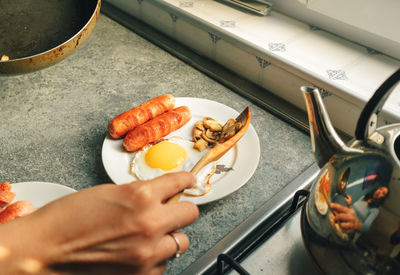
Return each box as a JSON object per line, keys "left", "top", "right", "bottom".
{"left": 102, "top": 97, "right": 260, "bottom": 205}
{"left": 11, "top": 182, "right": 77, "bottom": 209}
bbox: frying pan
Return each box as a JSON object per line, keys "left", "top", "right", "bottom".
{"left": 0, "top": 0, "right": 101, "bottom": 75}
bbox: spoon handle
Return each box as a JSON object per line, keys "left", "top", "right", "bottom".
{"left": 167, "top": 107, "right": 251, "bottom": 204}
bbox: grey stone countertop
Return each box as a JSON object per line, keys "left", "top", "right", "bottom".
{"left": 0, "top": 14, "right": 315, "bottom": 274}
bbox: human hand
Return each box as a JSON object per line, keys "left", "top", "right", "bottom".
{"left": 0, "top": 171, "right": 199, "bottom": 275}
{"left": 330, "top": 202, "right": 362, "bottom": 234}
{"left": 344, "top": 194, "right": 352, "bottom": 206}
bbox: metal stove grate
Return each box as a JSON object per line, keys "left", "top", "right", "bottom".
{"left": 215, "top": 189, "right": 310, "bottom": 274}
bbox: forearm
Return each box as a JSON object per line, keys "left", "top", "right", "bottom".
{"left": 0, "top": 213, "right": 56, "bottom": 274}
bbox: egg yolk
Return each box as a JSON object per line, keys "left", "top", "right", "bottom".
{"left": 145, "top": 142, "right": 188, "bottom": 171}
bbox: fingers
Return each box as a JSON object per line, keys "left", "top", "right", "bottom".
{"left": 344, "top": 195, "right": 351, "bottom": 204}
{"left": 154, "top": 232, "right": 189, "bottom": 263}
{"left": 330, "top": 203, "right": 350, "bottom": 213}
{"left": 123, "top": 172, "right": 196, "bottom": 204}
{"left": 147, "top": 172, "right": 197, "bottom": 202}
{"left": 336, "top": 221, "right": 357, "bottom": 234}
{"left": 334, "top": 212, "right": 355, "bottom": 223}
{"left": 147, "top": 201, "right": 199, "bottom": 235}
{"left": 161, "top": 201, "right": 199, "bottom": 233}
{"left": 337, "top": 222, "right": 355, "bottom": 230}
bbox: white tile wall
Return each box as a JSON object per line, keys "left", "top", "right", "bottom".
{"left": 322, "top": 93, "right": 362, "bottom": 136}
{"left": 216, "top": 40, "right": 260, "bottom": 83}
{"left": 141, "top": 2, "right": 175, "bottom": 36}
{"left": 258, "top": 64, "right": 312, "bottom": 110}
{"left": 105, "top": 0, "right": 400, "bottom": 136}
{"left": 175, "top": 19, "right": 214, "bottom": 59}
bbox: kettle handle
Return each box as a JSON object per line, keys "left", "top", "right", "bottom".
{"left": 355, "top": 68, "right": 400, "bottom": 140}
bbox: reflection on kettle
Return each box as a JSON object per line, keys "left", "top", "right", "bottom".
{"left": 300, "top": 68, "right": 400, "bottom": 275}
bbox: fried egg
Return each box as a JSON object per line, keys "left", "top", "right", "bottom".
{"left": 130, "top": 136, "right": 216, "bottom": 196}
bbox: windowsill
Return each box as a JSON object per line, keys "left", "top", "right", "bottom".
{"left": 103, "top": 0, "right": 400, "bottom": 136}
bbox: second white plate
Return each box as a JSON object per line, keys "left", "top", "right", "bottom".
{"left": 11, "top": 182, "right": 77, "bottom": 209}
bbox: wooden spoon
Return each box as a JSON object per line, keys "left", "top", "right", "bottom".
{"left": 167, "top": 107, "right": 251, "bottom": 203}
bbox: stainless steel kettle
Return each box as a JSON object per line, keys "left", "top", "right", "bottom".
{"left": 300, "top": 68, "right": 400, "bottom": 275}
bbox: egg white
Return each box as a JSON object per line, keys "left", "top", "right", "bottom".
{"left": 130, "top": 136, "right": 216, "bottom": 196}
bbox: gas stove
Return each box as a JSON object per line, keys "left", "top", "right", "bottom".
{"left": 181, "top": 164, "right": 321, "bottom": 274}
{"left": 232, "top": 207, "right": 319, "bottom": 275}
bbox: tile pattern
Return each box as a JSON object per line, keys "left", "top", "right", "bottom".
{"left": 220, "top": 20, "right": 236, "bottom": 28}
{"left": 169, "top": 13, "right": 178, "bottom": 22}
{"left": 268, "top": 42, "right": 286, "bottom": 52}
{"left": 256, "top": 56, "right": 271, "bottom": 68}
{"left": 367, "top": 48, "right": 381, "bottom": 55}
{"left": 179, "top": 1, "right": 193, "bottom": 8}
{"left": 326, "top": 69, "right": 348, "bottom": 81}
{"left": 309, "top": 25, "right": 321, "bottom": 31}
{"left": 319, "top": 88, "right": 333, "bottom": 99}
{"left": 209, "top": 32, "right": 221, "bottom": 44}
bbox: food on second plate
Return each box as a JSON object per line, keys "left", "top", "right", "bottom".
{"left": 0, "top": 200, "right": 35, "bottom": 224}
{"left": 108, "top": 94, "right": 175, "bottom": 139}
{"left": 123, "top": 106, "right": 192, "bottom": 151}
{"left": 130, "top": 136, "right": 216, "bottom": 196}
{"left": 0, "top": 181, "right": 35, "bottom": 224}
{"left": 0, "top": 181, "right": 16, "bottom": 208}
{"left": 192, "top": 117, "right": 243, "bottom": 152}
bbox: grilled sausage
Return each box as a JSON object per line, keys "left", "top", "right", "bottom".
{"left": 0, "top": 181, "right": 15, "bottom": 208}
{"left": 108, "top": 94, "right": 175, "bottom": 139}
{"left": 0, "top": 201, "right": 35, "bottom": 224}
{"left": 0, "top": 181, "right": 12, "bottom": 192}
{"left": 123, "top": 106, "right": 191, "bottom": 151}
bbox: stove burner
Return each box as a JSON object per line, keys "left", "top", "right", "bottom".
{"left": 215, "top": 189, "right": 310, "bottom": 274}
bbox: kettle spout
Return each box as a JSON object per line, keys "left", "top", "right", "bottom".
{"left": 301, "top": 86, "right": 363, "bottom": 167}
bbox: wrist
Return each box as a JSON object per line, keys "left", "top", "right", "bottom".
{"left": 0, "top": 213, "right": 57, "bottom": 274}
